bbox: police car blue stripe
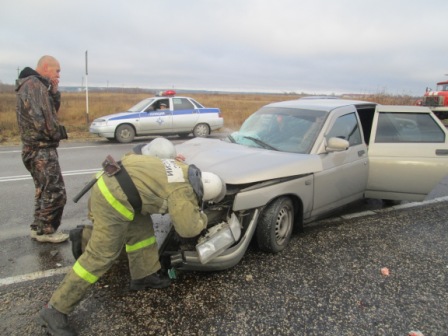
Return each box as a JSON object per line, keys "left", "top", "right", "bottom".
{"left": 105, "top": 109, "right": 219, "bottom": 122}
{"left": 108, "top": 113, "right": 141, "bottom": 121}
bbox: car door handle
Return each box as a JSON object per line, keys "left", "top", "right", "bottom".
{"left": 436, "top": 149, "right": 448, "bottom": 155}
{"left": 358, "top": 150, "right": 366, "bottom": 157}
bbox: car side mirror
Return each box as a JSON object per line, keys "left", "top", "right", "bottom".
{"left": 326, "top": 137, "right": 349, "bottom": 152}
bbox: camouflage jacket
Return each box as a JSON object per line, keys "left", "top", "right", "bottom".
{"left": 15, "top": 67, "right": 63, "bottom": 148}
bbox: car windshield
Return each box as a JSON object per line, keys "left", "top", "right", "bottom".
{"left": 436, "top": 84, "right": 448, "bottom": 91}
{"left": 229, "top": 107, "right": 327, "bottom": 154}
{"left": 128, "top": 98, "right": 155, "bottom": 112}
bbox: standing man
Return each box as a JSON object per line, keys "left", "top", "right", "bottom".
{"left": 16, "top": 55, "right": 69, "bottom": 243}
{"left": 39, "top": 138, "right": 225, "bottom": 335}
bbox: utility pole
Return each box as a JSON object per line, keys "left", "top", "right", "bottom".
{"left": 85, "top": 50, "right": 89, "bottom": 124}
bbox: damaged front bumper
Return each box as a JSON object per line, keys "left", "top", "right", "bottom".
{"left": 158, "top": 209, "right": 260, "bottom": 272}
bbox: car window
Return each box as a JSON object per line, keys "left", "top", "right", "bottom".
{"left": 190, "top": 99, "right": 204, "bottom": 108}
{"left": 173, "top": 98, "right": 195, "bottom": 111}
{"left": 128, "top": 98, "right": 154, "bottom": 112}
{"left": 375, "top": 112, "right": 445, "bottom": 143}
{"left": 326, "top": 113, "right": 362, "bottom": 146}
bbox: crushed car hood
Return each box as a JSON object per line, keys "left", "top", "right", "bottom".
{"left": 176, "top": 138, "right": 323, "bottom": 184}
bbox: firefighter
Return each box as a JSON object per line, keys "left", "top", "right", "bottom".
{"left": 39, "top": 138, "right": 225, "bottom": 335}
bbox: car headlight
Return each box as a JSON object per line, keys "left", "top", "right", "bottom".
{"left": 196, "top": 213, "right": 241, "bottom": 264}
{"left": 92, "top": 119, "right": 107, "bottom": 126}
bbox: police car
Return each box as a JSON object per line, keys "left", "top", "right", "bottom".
{"left": 89, "top": 90, "right": 223, "bottom": 143}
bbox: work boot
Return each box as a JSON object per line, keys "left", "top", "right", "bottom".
{"left": 130, "top": 270, "right": 171, "bottom": 291}
{"left": 35, "top": 231, "right": 69, "bottom": 243}
{"left": 39, "top": 304, "right": 77, "bottom": 336}
{"left": 69, "top": 226, "right": 85, "bottom": 260}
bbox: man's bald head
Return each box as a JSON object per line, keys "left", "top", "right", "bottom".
{"left": 36, "top": 55, "right": 60, "bottom": 81}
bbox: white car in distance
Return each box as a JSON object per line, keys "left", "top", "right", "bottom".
{"left": 89, "top": 90, "right": 223, "bottom": 143}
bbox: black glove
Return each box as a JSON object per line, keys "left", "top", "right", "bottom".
{"left": 59, "top": 125, "right": 68, "bottom": 140}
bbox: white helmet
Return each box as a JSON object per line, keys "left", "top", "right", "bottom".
{"left": 141, "top": 137, "right": 177, "bottom": 159}
{"left": 201, "top": 172, "right": 226, "bottom": 203}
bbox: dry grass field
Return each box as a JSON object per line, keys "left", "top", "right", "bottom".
{"left": 0, "top": 89, "right": 420, "bottom": 144}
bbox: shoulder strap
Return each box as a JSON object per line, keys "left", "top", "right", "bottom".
{"left": 188, "top": 164, "right": 203, "bottom": 201}
{"left": 115, "top": 163, "right": 142, "bottom": 212}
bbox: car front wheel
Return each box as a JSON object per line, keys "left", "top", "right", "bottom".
{"left": 256, "top": 197, "right": 294, "bottom": 253}
{"left": 193, "top": 123, "right": 210, "bottom": 137}
{"left": 115, "top": 124, "right": 135, "bottom": 143}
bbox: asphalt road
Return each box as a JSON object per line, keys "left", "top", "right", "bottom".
{"left": 1, "top": 198, "right": 447, "bottom": 335}
{"left": 0, "top": 137, "right": 447, "bottom": 335}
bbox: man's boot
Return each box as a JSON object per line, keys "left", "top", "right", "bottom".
{"left": 39, "top": 304, "right": 77, "bottom": 336}
{"left": 130, "top": 270, "right": 171, "bottom": 291}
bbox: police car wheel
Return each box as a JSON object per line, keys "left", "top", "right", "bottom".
{"left": 115, "top": 124, "right": 135, "bottom": 143}
{"left": 193, "top": 123, "right": 210, "bottom": 137}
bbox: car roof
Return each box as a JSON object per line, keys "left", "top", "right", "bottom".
{"left": 266, "top": 97, "right": 377, "bottom": 112}
{"left": 153, "top": 96, "right": 192, "bottom": 99}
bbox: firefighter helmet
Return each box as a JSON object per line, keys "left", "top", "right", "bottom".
{"left": 201, "top": 172, "right": 226, "bottom": 203}
{"left": 141, "top": 137, "right": 177, "bottom": 159}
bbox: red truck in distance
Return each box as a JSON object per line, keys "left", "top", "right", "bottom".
{"left": 417, "top": 79, "right": 448, "bottom": 120}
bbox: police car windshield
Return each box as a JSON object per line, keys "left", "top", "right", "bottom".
{"left": 128, "top": 98, "right": 155, "bottom": 112}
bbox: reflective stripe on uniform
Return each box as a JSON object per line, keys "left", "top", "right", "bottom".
{"left": 126, "top": 236, "right": 157, "bottom": 253}
{"left": 97, "top": 176, "right": 134, "bottom": 220}
{"left": 73, "top": 260, "right": 99, "bottom": 284}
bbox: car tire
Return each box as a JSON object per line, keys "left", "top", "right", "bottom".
{"left": 256, "top": 197, "right": 294, "bottom": 253}
{"left": 193, "top": 123, "right": 210, "bottom": 137}
{"left": 115, "top": 124, "right": 135, "bottom": 143}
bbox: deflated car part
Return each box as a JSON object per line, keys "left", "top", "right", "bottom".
{"left": 141, "top": 137, "right": 177, "bottom": 159}
{"left": 196, "top": 213, "right": 241, "bottom": 264}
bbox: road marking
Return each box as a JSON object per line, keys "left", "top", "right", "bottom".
{"left": 0, "top": 266, "right": 72, "bottom": 286}
{"left": 0, "top": 144, "right": 133, "bottom": 154}
{"left": 0, "top": 168, "right": 101, "bottom": 182}
{"left": 0, "top": 146, "right": 101, "bottom": 154}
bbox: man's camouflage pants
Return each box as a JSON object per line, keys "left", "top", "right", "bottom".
{"left": 22, "top": 146, "right": 67, "bottom": 234}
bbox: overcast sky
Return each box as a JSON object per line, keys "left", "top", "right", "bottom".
{"left": 1, "top": 0, "right": 447, "bottom": 95}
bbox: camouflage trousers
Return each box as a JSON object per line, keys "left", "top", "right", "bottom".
{"left": 22, "top": 146, "right": 67, "bottom": 234}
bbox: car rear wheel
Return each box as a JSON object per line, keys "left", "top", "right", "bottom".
{"left": 193, "top": 123, "right": 210, "bottom": 137}
{"left": 115, "top": 124, "right": 135, "bottom": 143}
{"left": 256, "top": 197, "right": 294, "bottom": 253}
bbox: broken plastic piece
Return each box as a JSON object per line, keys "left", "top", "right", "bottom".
{"left": 168, "top": 268, "right": 177, "bottom": 280}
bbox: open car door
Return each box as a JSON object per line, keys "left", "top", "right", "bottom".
{"left": 366, "top": 105, "right": 448, "bottom": 201}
